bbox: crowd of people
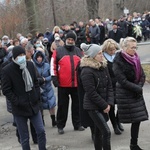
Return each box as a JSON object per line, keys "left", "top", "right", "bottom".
{"left": 0, "top": 11, "right": 149, "bottom": 150}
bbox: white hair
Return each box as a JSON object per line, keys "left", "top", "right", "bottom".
{"left": 20, "top": 38, "right": 28, "bottom": 44}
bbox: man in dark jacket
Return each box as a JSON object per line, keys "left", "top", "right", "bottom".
{"left": 75, "top": 21, "right": 86, "bottom": 48}
{"left": 1, "top": 46, "right": 46, "bottom": 150}
{"left": 117, "top": 16, "right": 128, "bottom": 38}
{"left": 51, "top": 31, "right": 84, "bottom": 134}
{"left": 89, "top": 19, "right": 100, "bottom": 44}
{"left": 0, "top": 40, "right": 7, "bottom": 80}
{"left": 108, "top": 23, "right": 123, "bottom": 43}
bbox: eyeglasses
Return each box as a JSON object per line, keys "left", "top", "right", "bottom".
{"left": 129, "top": 47, "right": 138, "bottom": 50}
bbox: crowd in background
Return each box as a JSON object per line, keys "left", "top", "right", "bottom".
{"left": 0, "top": 10, "right": 149, "bottom": 150}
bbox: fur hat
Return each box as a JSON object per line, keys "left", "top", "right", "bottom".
{"left": 65, "top": 31, "right": 77, "bottom": 41}
{"left": 12, "top": 46, "right": 25, "bottom": 59}
{"left": 80, "top": 43, "right": 102, "bottom": 58}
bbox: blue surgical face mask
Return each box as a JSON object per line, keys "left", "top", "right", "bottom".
{"left": 35, "top": 43, "right": 41, "bottom": 47}
{"left": 17, "top": 55, "right": 26, "bottom": 64}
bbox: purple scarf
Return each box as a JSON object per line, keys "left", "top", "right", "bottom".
{"left": 121, "top": 51, "right": 141, "bottom": 83}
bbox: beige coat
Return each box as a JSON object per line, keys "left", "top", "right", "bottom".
{"left": 51, "top": 40, "right": 64, "bottom": 52}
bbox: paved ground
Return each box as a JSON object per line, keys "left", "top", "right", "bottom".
{"left": 0, "top": 41, "right": 150, "bottom": 150}
{"left": 0, "top": 83, "right": 150, "bottom": 150}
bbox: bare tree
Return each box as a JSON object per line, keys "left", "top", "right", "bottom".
{"left": 1, "top": 0, "right": 150, "bottom": 38}
{"left": 24, "top": 0, "right": 40, "bottom": 35}
{"left": 86, "top": 0, "right": 99, "bottom": 19}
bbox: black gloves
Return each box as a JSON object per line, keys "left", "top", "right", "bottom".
{"left": 52, "top": 76, "right": 59, "bottom": 87}
{"left": 38, "top": 78, "right": 45, "bottom": 86}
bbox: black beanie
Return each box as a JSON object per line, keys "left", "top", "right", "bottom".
{"left": 12, "top": 46, "right": 25, "bottom": 59}
{"left": 65, "top": 31, "right": 77, "bottom": 41}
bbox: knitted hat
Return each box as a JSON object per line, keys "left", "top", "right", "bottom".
{"left": 12, "top": 46, "right": 25, "bottom": 59}
{"left": 80, "top": 43, "right": 102, "bottom": 58}
{"left": 65, "top": 31, "right": 77, "bottom": 41}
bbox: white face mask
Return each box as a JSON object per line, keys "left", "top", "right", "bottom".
{"left": 55, "top": 37, "right": 60, "bottom": 40}
{"left": 16, "top": 55, "right": 26, "bottom": 64}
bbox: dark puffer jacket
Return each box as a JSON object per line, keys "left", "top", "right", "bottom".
{"left": 113, "top": 52, "right": 148, "bottom": 123}
{"left": 80, "top": 57, "right": 114, "bottom": 112}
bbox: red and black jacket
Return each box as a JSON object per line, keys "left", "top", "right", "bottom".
{"left": 51, "top": 45, "right": 83, "bottom": 87}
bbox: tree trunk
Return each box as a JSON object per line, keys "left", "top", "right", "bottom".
{"left": 51, "top": 0, "right": 57, "bottom": 26}
{"left": 24, "top": 0, "right": 40, "bottom": 35}
{"left": 86, "top": 0, "right": 99, "bottom": 19}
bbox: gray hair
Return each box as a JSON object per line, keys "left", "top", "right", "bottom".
{"left": 25, "top": 42, "right": 34, "bottom": 51}
{"left": 20, "top": 38, "right": 28, "bottom": 45}
{"left": 119, "top": 37, "right": 137, "bottom": 50}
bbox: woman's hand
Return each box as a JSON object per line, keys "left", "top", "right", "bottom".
{"left": 103, "top": 105, "right": 111, "bottom": 113}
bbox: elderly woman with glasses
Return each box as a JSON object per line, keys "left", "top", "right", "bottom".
{"left": 113, "top": 37, "right": 148, "bottom": 150}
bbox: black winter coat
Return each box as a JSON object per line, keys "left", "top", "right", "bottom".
{"left": 80, "top": 57, "right": 114, "bottom": 111}
{"left": 113, "top": 52, "right": 148, "bottom": 123}
{"left": 108, "top": 29, "right": 123, "bottom": 43}
{"left": 1, "top": 61, "right": 41, "bottom": 116}
{"left": 0, "top": 47, "right": 7, "bottom": 79}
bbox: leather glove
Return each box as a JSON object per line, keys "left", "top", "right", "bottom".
{"left": 52, "top": 76, "right": 59, "bottom": 87}
{"left": 38, "top": 77, "right": 45, "bottom": 86}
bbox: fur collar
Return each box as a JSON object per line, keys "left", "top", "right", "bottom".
{"left": 80, "top": 56, "right": 107, "bottom": 70}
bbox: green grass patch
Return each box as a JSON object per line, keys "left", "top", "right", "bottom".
{"left": 142, "top": 64, "right": 150, "bottom": 83}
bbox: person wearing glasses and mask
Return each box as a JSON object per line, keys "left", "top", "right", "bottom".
{"left": 113, "top": 37, "right": 148, "bottom": 150}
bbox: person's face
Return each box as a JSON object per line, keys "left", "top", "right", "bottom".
{"left": 10, "top": 39, "right": 13, "bottom": 45}
{"left": 16, "top": 53, "right": 25, "bottom": 61}
{"left": 65, "top": 25, "right": 70, "bottom": 31}
{"left": 94, "top": 51, "right": 104, "bottom": 62}
{"left": 55, "top": 28, "right": 59, "bottom": 33}
{"left": 14, "top": 41, "right": 20, "bottom": 46}
{"left": 126, "top": 42, "right": 137, "bottom": 56}
{"left": 90, "top": 21, "right": 95, "bottom": 26}
{"left": 106, "top": 46, "right": 116, "bottom": 56}
{"left": 66, "top": 38, "right": 75, "bottom": 45}
{"left": 37, "top": 56, "right": 43, "bottom": 63}
{"left": 113, "top": 25, "right": 117, "bottom": 30}
{"left": 79, "top": 22, "right": 84, "bottom": 27}
{"left": 22, "top": 43, "right": 27, "bottom": 48}
{"left": 38, "top": 36, "right": 44, "bottom": 41}
{"left": 26, "top": 48, "right": 34, "bottom": 59}
{"left": 95, "top": 19, "right": 99, "bottom": 24}
{"left": 21, "top": 40, "right": 28, "bottom": 48}
{"left": 3, "top": 38, "right": 8, "bottom": 44}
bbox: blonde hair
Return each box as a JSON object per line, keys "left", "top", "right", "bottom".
{"left": 120, "top": 37, "right": 137, "bottom": 50}
{"left": 102, "top": 39, "right": 118, "bottom": 53}
{"left": 52, "top": 26, "right": 61, "bottom": 34}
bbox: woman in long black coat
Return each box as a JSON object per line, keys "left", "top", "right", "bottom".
{"left": 113, "top": 37, "right": 148, "bottom": 150}
{"left": 102, "top": 39, "right": 124, "bottom": 135}
{"left": 79, "top": 43, "right": 114, "bottom": 150}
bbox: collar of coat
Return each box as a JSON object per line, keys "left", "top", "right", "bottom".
{"left": 80, "top": 56, "right": 107, "bottom": 70}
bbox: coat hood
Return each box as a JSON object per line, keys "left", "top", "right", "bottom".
{"left": 33, "top": 50, "right": 46, "bottom": 66}
{"left": 80, "top": 56, "right": 107, "bottom": 70}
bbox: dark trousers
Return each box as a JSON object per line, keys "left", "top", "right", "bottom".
{"left": 16, "top": 121, "right": 37, "bottom": 143}
{"left": 57, "top": 87, "right": 80, "bottom": 129}
{"left": 14, "top": 111, "right": 46, "bottom": 150}
{"left": 88, "top": 110, "right": 111, "bottom": 150}
{"left": 109, "top": 106, "right": 116, "bottom": 128}
{"left": 109, "top": 106, "right": 120, "bottom": 129}
{"left": 130, "top": 122, "right": 141, "bottom": 145}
